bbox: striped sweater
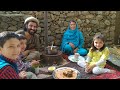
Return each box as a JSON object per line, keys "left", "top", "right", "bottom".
{"left": 0, "top": 55, "right": 19, "bottom": 79}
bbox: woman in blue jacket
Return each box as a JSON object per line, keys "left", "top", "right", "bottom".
{"left": 61, "top": 20, "right": 88, "bottom": 56}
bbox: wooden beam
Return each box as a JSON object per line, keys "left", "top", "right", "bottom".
{"left": 44, "top": 11, "right": 48, "bottom": 47}
{"left": 115, "top": 11, "right": 120, "bottom": 45}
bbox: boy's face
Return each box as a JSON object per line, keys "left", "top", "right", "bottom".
{"left": 0, "top": 38, "right": 21, "bottom": 60}
{"left": 20, "top": 39, "right": 27, "bottom": 52}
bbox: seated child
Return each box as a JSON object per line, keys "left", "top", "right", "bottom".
{"left": 77, "top": 33, "right": 115, "bottom": 75}
{"left": 16, "top": 34, "right": 40, "bottom": 79}
{"left": 0, "top": 31, "right": 26, "bottom": 79}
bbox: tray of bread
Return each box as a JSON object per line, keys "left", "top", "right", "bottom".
{"left": 52, "top": 67, "right": 81, "bottom": 79}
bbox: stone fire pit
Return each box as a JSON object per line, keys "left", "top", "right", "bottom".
{"left": 42, "top": 50, "right": 63, "bottom": 66}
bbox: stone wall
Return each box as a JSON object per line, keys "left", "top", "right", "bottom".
{"left": 0, "top": 11, "right": 117, "bottom": 50}
{"left": 47, "top": 11, "right": 116, "bottom": 48}
{"left": 0, "top": 11, "right": 45, "bottom": 51}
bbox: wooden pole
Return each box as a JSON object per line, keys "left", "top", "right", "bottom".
{"left": 44, "top": 11, "right": 48, "bottom": 47}
{"left": 115, "top": 11, "right": 120, "bottom": 45}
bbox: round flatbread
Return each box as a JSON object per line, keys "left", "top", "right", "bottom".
{"left": 54, "top": 67, "right": 78, "bottom": 79}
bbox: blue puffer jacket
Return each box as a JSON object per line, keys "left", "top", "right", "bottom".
{"left": 0, "top": 55, "right": 18, "bottom": 73}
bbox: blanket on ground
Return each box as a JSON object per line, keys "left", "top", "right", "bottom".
{"left": 62, "top": 54, "right": 120, "bottom": 79}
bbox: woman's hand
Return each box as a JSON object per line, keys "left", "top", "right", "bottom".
{"left": 69, "top": 43, "right": 75, "bottom": 49}
{"left": 73, "top": 48, "right": 78, "bottom": 54}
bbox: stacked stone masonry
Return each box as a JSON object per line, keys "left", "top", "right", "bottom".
{"left": 0, "top": 11, "right": 117, "bottom": 50}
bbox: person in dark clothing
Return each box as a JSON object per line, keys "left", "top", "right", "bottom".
{"left": 15, "top": 16, "right": 41, "bottom": 61}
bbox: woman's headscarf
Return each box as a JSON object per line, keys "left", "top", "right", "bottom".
{"left": 61, "top": 20, "right": 84, "bottom": 52}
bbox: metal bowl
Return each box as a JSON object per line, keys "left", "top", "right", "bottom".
{"left": 45, "top": 46, "right": 58, "bottom": 55}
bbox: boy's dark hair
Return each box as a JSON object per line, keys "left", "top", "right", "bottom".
{"left": 91, "top": 33, "right": 105, "bottom": 52}
{"left": 17, "top": 34, "right": 27, "bottom": 40}
{"left": 0, "top": 31, "right": 20, "bottom": 48}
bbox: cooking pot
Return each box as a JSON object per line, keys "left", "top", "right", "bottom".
{"left": 45, "top": 46, "right": 58, "bottom": 55}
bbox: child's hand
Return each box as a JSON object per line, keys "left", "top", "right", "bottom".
{"left": 30, "top": 60, "right": 40, "bottom": 68}
{"left": 85, "top": 62, "right": 89, "bottom": 67}
{"left": 85, "top": 62, "right": 90, "bottom": 73}
{"left": 19, "top": 71, "right": 27, "bottom": 79}
{"left": 85, "top": 66, "right": 91, "bottom": 73}
{"left": 85, "top": 64, "right": 96, "bottom": 73}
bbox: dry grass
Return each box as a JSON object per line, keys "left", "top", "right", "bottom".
{"left": 109, "top": 46, "right": 120, "bottom": 60}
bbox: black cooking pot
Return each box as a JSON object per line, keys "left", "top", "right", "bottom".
{"left": 45, "top": 46, "right": 58, "bottom": 55}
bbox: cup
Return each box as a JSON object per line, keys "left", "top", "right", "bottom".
{"left": 48, "top": 66, "right": 56, "bottom": 74}
{"left": 74, "top": 53, "right": 80, "bottom": 60}
{"left": 35, "top": 67, "right": 40, "bottom": 74}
